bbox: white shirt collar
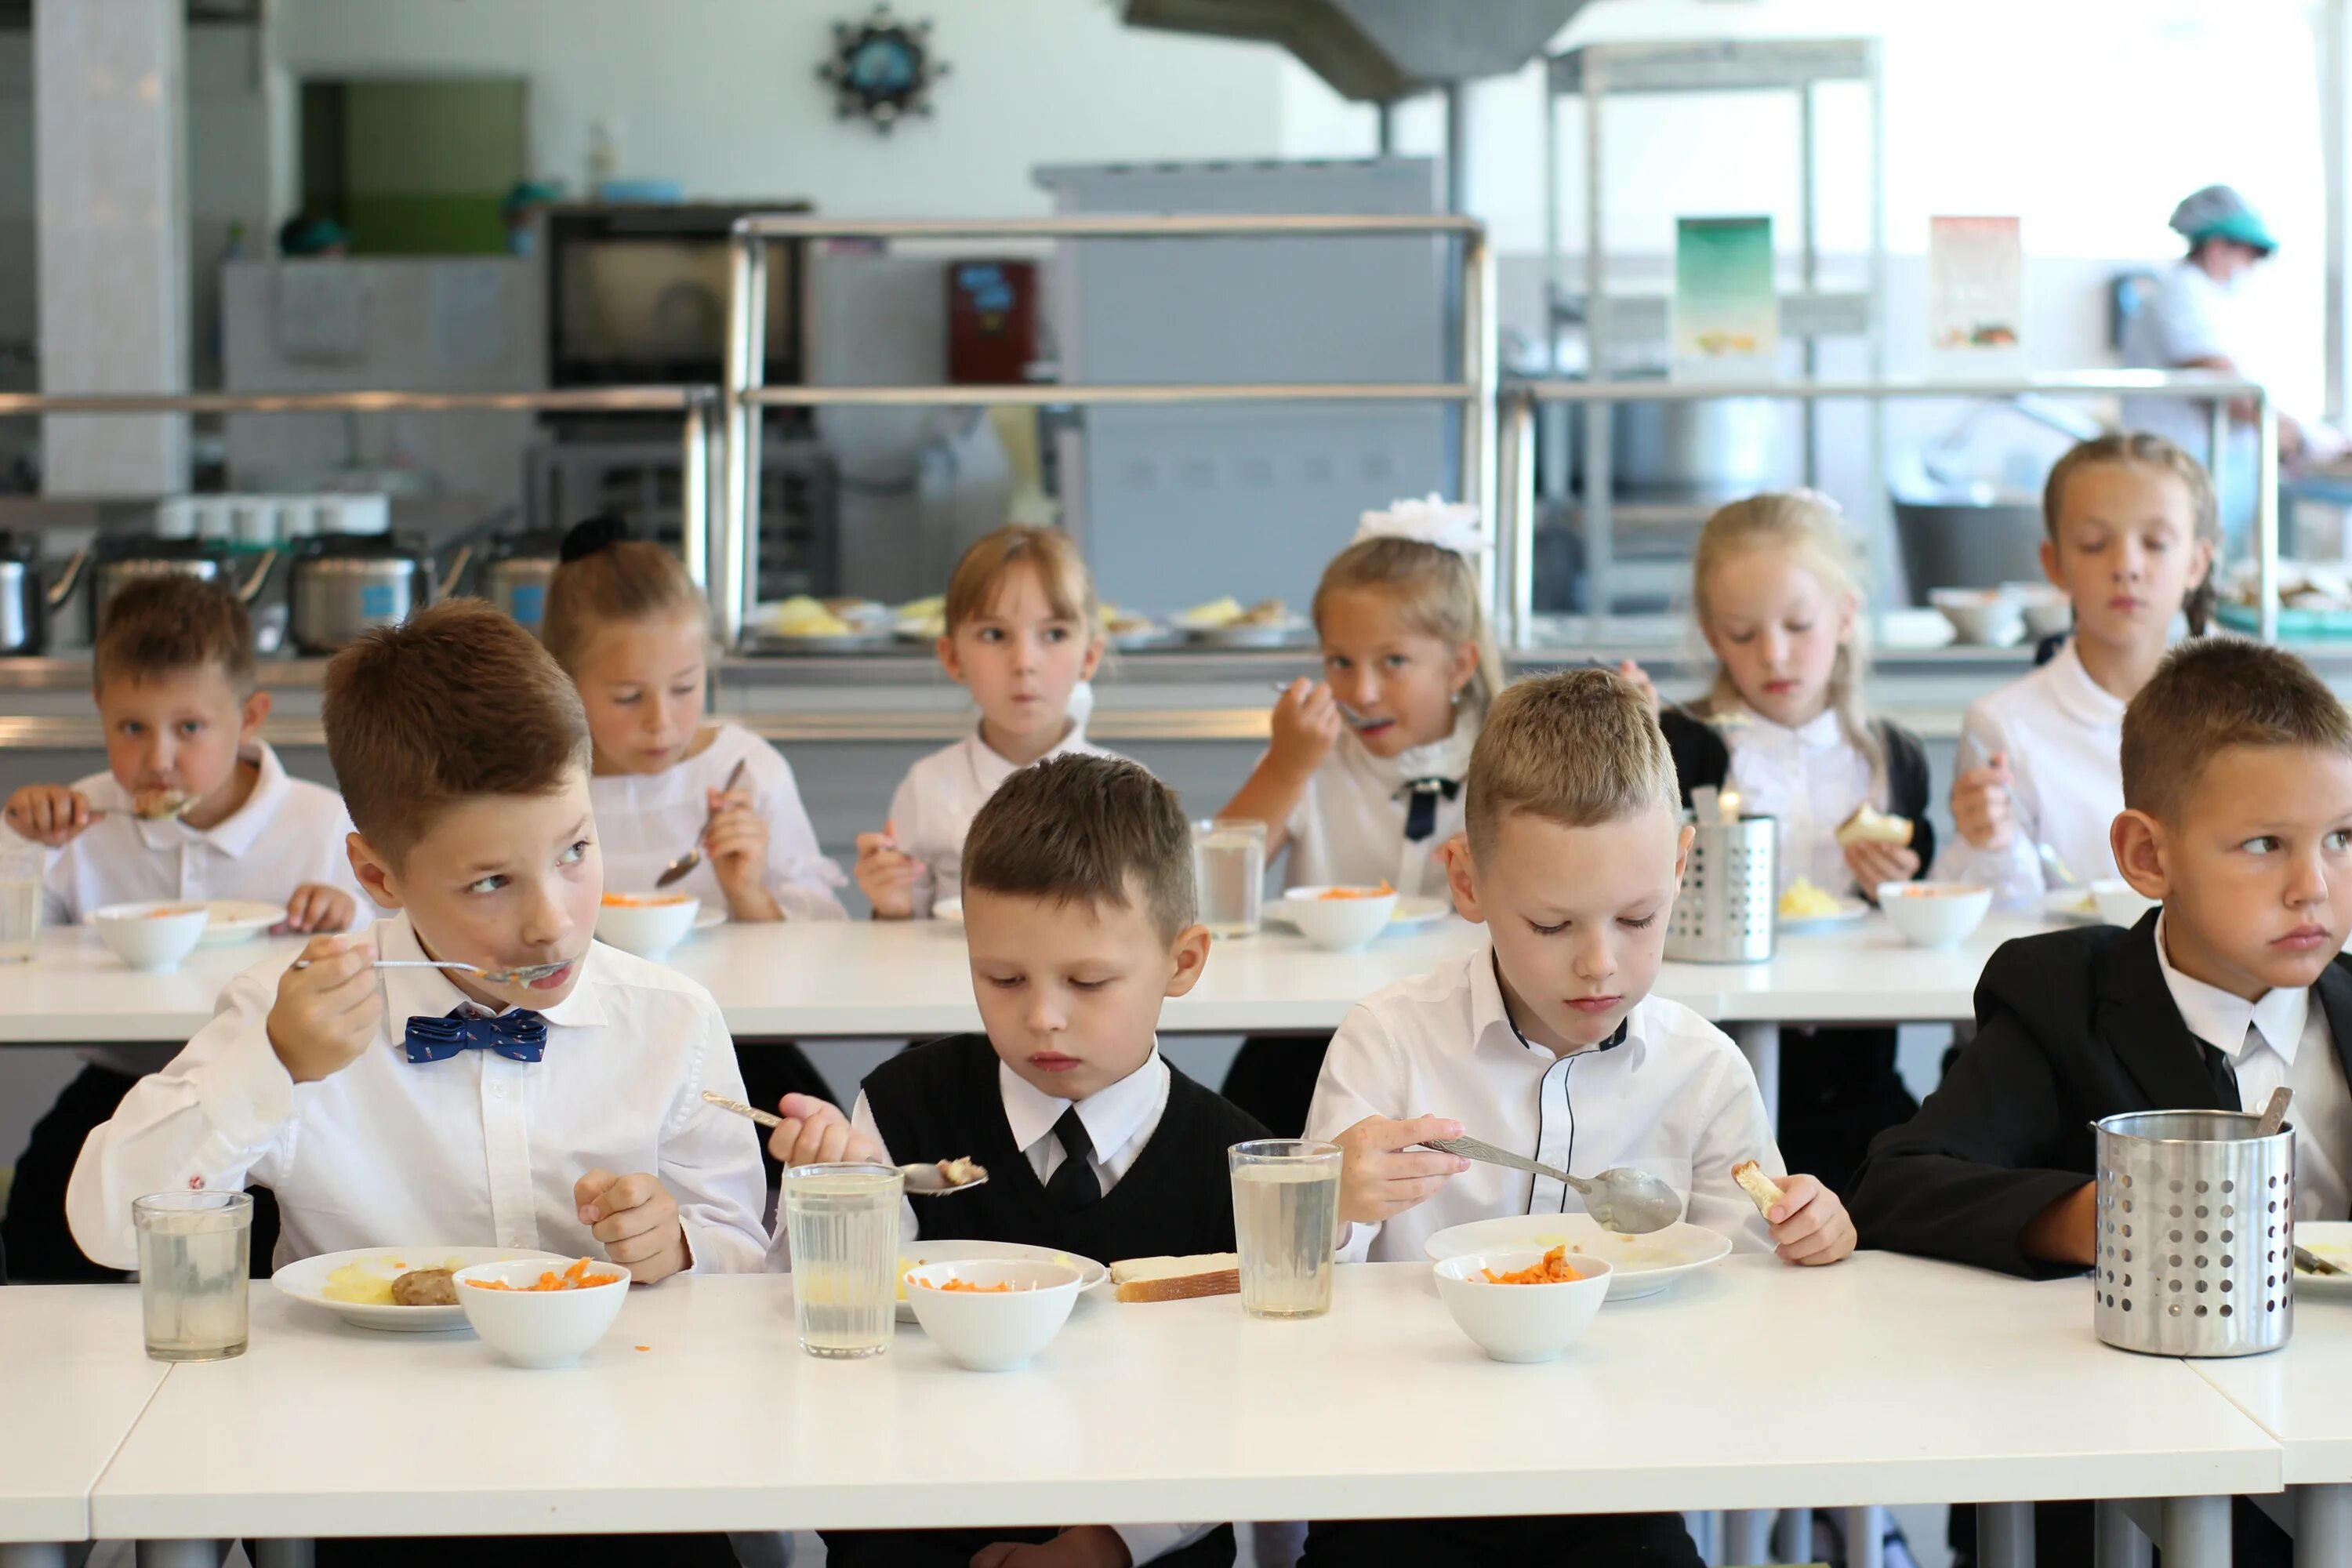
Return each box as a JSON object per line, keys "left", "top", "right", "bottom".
{"left": 373, "top": 910, "right": 612, "bottom": 1039}
{"left": 2154, "top": 911, "right": 2308, "bottom": 1064}
{"left": 964, "top": 716, "right": 1093, "bottom": 780}
{"left": 118, "top": 742, "right": 292, "bottom": 857}
{"left": 2048, "top": 640, "right": 2129, "bottom": 731}
{"left": 997, "top": 1044, "right": 1168, "bottom": 1163}
{"left": 1465, "top": 938, "right": 1648, "bottom": 1069}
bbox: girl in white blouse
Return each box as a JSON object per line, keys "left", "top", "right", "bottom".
{"left": 854, "top": 524, "right": 1118, "bottom": 919}
{"left": 543, "top": 517, "right": 848, "bottom": 1127}
{"left": 1217, "top": 496, "right": 1503, "bottom": 1133}
{"left": 1936, "top": 434, "right": 2220, "bottom": 910}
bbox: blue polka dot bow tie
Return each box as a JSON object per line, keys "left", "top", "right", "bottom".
{"left": 402, "top": 1007, "right": 548, "bottom": 1065}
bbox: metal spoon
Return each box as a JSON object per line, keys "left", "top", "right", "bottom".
{"left": 1421, "top": 1133, "right": 1684, "bottom": 1235}
{"left": 655, "top": 757, "right": 750, "bottom": 889}
{"left": 1266, "top": 680, "right": 1370, "bottom": 727}
{"left": 2296, "top": 1244, "right": 2346, "bottom": 1277}
{"left": 292, "top": 956, "right": 574, "bottom": 986}
{"left": 2256, "top": 1085, "right": 2294, "bottom": 1138}
{"left": 699, "top": 1091, "right": 989, "bottom": 1195}
{"left": 2035, "top": 841, "right": 2082, "bottom": 891}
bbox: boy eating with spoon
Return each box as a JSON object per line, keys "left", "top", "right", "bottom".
{"left": 66, "top": 601, "right": 769, "bottom": 1290}
{"left": 1299, "top": 668, "right": 1852, "bottom": 1567}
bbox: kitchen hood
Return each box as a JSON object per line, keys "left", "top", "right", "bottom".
{"left": 1122, "top": 0, "right": 1590, "bottom": 100}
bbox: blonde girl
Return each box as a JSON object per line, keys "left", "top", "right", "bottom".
{"left": 1939, "top": 433, "right": 2220, "bottom": 908}
{"left": 855, "top": 525, "right": 1116, "bottom": 920}
{"left": 1218, "top": 495, "right": 1503, "bottom": 1132}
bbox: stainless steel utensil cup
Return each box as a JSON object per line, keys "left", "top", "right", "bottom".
{"left": 2093, "top": 1109, "right": 2294, "bottom": 1357}
{"left": 1665, "top": 812, "right": 1776, "bottom": 964}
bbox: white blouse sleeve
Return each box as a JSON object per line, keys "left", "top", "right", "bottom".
{"left": 1929, "top": 706, "right": 2042, "bottom": 910}
{"left": 884, "top": 768, "right": 938, "bottom": 920}
{"left": 742, "top": 738, "right": 848, "bottom": 922}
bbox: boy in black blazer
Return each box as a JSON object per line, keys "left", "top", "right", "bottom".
{"left": 1850, "top": 637, "right": 2352, "bottom": 1567}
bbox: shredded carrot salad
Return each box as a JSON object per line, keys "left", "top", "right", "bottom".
{"left": 1480, "top": 1245, "right": 1584, "bottom": 1285}
{"left": 601, "top": 892, "right": 691, "bottom": 908}
{"left": 1317, "top": 881, "right": 1395, "bottom": 901}
{"left": 465, "top": 1258, "right": 622, "bottom": 1292}
{"left": 924, "top": 1277, "right": 1014, "bottom": 1293}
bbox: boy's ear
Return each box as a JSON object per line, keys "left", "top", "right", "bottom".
{"left": 239, "top": 688, "right": 272, "bottom": 741}
{"left": 2039, "top": 535, "right": 2064, "bottom": 592}
{"left": 346, "top": 831, "right": 404, "bottom": 912}
{"left": 1163, "top": 922, "right": 1212, "bottom": 999}
{"left": 2111, "top": 808, "right": 2171, "bottom": 902}
{"left": 1446, "top": 835, "right": 1487, "bottom": 927}
{"left": 1674, "top": 820, "right": 1695, "bottom": 884}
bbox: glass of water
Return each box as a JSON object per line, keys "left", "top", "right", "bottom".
{"left": 1192, "top": 818, "right": 1266, "bottom": 938}
{"left": 1229, "top": 1138, "right": 1343, "bottom": 1319}
{"left": 783, "top": 1162, "right": 903, "bottom": 1359}
{"left": 0, "top": 830, "right": 43, "bottom": 963}
{"left": 133, "top": 1190, "right": 252, "bottom": 1362}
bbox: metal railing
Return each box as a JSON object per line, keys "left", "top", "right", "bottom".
{"left": 0, "top": 386, "right": 722, "bottom": 589}
{"left": 720, "top": 211, "right": 1495, "bottom": 648}
{"left": 1496, "top": 370, "right": 2281, "bottom": 647}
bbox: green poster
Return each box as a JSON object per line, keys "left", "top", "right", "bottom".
{"left": 1674, "top": 216, "right": 1777, "bottom": 371}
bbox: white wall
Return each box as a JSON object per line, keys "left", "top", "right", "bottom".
{"left": 270, "top": 0, "right": 1291, "bottom": 215}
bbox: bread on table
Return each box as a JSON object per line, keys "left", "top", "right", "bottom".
{"left": 1110, "top": 1252, "right": 1240, "bottom": 1303}
{"left": 1732, "top": 1161, "right": 1787, "bottom": 1217}
{"left": 1835, "top": 804, "right": 1914, "bottom": 848}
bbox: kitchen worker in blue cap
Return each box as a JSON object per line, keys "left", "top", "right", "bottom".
{"left": 2121, "top": 184, "right": 2337, "bottom": 545}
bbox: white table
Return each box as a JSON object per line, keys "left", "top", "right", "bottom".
{"left": 82, "top": 1254, "right": 2268, "bottom": 1566}
{"left": 2192, "top": 1301, "right": 2352, "bottom": 1567}
{"left": 0, "top": 1287, "right": 169, "bottom": 1559}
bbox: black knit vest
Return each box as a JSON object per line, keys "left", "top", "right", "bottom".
{"left": 863, "top": 1035, "right": 1269, "bottom": 1259}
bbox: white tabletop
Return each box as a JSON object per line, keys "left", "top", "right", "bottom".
{"left": 0, "top": 1287, "right": 171, "bottom": 1543}
{"left": 2191, "top": 1298, "right": 2352, "bottom": 1484}
{"left": 88, "top": 1253, "right": 2274, "bottom": 1541}
{"left": 0, "top": 912, "right": 2045, "bottom": 1046}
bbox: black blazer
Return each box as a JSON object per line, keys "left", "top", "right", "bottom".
{"left": 1658, "top": 708, "right": 1939, "bottom": 876}
{"left": 1848, "top": 912, "right": 2352, "bottom": 1278}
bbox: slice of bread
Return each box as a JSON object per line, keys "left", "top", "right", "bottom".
{"left": 1732, "top": 1160, "right": 1787, "bottom": 1216}
{"left": 1110, "top": 1252, "right": 1241, "bottom": 1303}
{"left": 1835, "top": 804, "right": 1915, "bottom": 848}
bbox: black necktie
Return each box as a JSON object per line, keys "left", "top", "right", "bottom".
{"left": 1044, "top": 1107, "right": 1100, "bottom": 1211}
{"left": 2202, "top": 1040, "right": 2241, "bottom": 1109}
{"left": 1399, "top": 777, "right": 1463, "bottom": 843}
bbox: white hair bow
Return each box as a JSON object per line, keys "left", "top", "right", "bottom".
{"left": 1354, "top": 493, "right": 1490, "bottom": 557}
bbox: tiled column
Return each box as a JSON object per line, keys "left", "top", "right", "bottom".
{"left": 34, "top": 0, "right": 188, "bottom": 495}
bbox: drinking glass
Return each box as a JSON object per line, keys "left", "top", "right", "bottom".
{"left": 1229, "top": 1138, "right": 1343, "bottom": 1319}
{"left": 1192, "top": 818, "right": 1266, "bottom": 938}
{"left": 133, "top": 1190, "right": 252, "bottom": 1362}
{"left": 0, "top": 831, "right": 43, "bottom": 963}
{"left": 783, "top": 1162, "right": 903, "bottom": 1359}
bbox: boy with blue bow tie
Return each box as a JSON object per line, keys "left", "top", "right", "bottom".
{"left": 67, "top": 601, "right": 768, "bottom": 1287}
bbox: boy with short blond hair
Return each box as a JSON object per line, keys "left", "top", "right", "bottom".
{"left": 1, "top": 575, "right": 359, "bottom": 1280}
{"left": 773, "top": 753, "right": 1261, "bottom": 1568}
{"left": 67, "top": 601, "right": 768, "bottom": 1290}
{"left": 1300, "top": 669, "right": 1851, "bottom": 1568}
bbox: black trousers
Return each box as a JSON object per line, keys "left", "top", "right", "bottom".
{"left": 1301, "top": 1512, "right": 1700, "bottom": 1566}
{"left": 314, "top": 1532, "right": 742, "bottom": 1568}
{"left": 2, "top": 1062, "right": 281, "bottom": 1283}
{"left": 824, "top": 1523, "right": 1236, "bottom": 1568}
{"left": 1220, "top": 1035, "right": 1331, "bottom": 1139}
{"left": 1775, "top": 1025, "right": 1918, "bottom": 1200}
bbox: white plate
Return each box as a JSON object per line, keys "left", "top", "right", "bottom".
{"left": 893, "top": 1240, "right": 1109, "bottom": 1323}
{"left": 273, "top": 1245, "right": 575, "bottom": 1332}
{"left": 194, "top": 898, "right": 289, "bottom": 946}
{"left": 2041, "top": 887, "right": 2101, "bottom": 924}
{"left": 1262, "top": 895, "right": 1454, "bottom": 935}
{"left": 693, "top": 904, "right": 725, "bottom": 932}
{"left": 1182, "top": 619, "right": 1312, "bottom": 648}
{"left": 931, "top": 897, "right": 964, "bottom": 924}
{"left": 1776, "top": 898, "right": 1871, "bottom": 935}
{"left": 1422, "top": 1214, "right": 1732, "bottom": 1301}
{"left": 2297, "top": 1222, "right": 2352, "bottom": 1298}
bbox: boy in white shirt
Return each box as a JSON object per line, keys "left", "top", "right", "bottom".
{"left": 0, "top": 575, "right": 360, "bottom": 1281}
{"left": 1301, "top": 668, "right": 1853, "bottom": 1567}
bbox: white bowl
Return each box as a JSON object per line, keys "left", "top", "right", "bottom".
{"left": 2002, "top": 582, "right": 2072, "bottom": 639}
{"left": 1876, "top": 882, "right": 1992, "bottom": 949}
{"left": 902, "top": 1259, "right": 1081, "bottom": 1371}
{"left": 2090, "top": 877, "right": 2159, "bottom": 929}
{"left": 1929, "top": 588, "right": 2024, "bottom": 647}
{"left": 1432, "top": 1248, "right": 1613, "bottom": 1363}
{"left": 89, "top": 902, "right": 212, "bottom": 971}
{"left": 1280, "top": 886, "right": 1402, "bottom": 951}
{"left": 594, "top": 895, "right": 700, "bottom": 960}
{"left": 452, "top": 1258, "right": 630, "bottom": 1368}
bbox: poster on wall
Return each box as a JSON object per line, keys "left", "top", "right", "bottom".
{"left": 1672, "top": 216, "right": 1777, "bottom": 378}
{"left": 1928, "top": 216, "right": 2023, "bottom": 350}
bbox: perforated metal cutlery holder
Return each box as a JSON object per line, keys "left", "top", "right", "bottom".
{"left": 2093, "top": 1109, "right": 2293, "bottom": 1357}
{"left": 1665, "top": 813, "right": 1776, "bottom": 964}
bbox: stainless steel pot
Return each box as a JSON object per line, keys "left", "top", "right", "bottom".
{"left": 72, "top": 544, "right": 278, "bottom": 640}
{"left": 1611, "top": 394, "right": 1803, "bottom": 499}
{"left": 0, "top": 535, "right": 47, "bottom": 655}
{"left": 289, "top": 538, "right": 470, "bottom": 653}
{"left": 480, "top": 550, "right": 559, "bottom": 631}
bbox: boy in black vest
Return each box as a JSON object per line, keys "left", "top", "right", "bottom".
{"left": 768, "top": 753, "right": 1266, "bottom": 1568}
{"left": 1852, "top": 637, "right": 2352, "bottom": 1568}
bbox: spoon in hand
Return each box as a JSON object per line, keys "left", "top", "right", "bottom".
{"left": 656, "top": 758, "right": 749, "bottom": 889}
{"left": 291, "top": 956, "right": 573, "bottom": 986}
{"left": 700, "top": 1092, "right": 989, "bottom": 1195}
{"left": 1421, "top": 1133, "right": 1684, "bottom": 1235}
